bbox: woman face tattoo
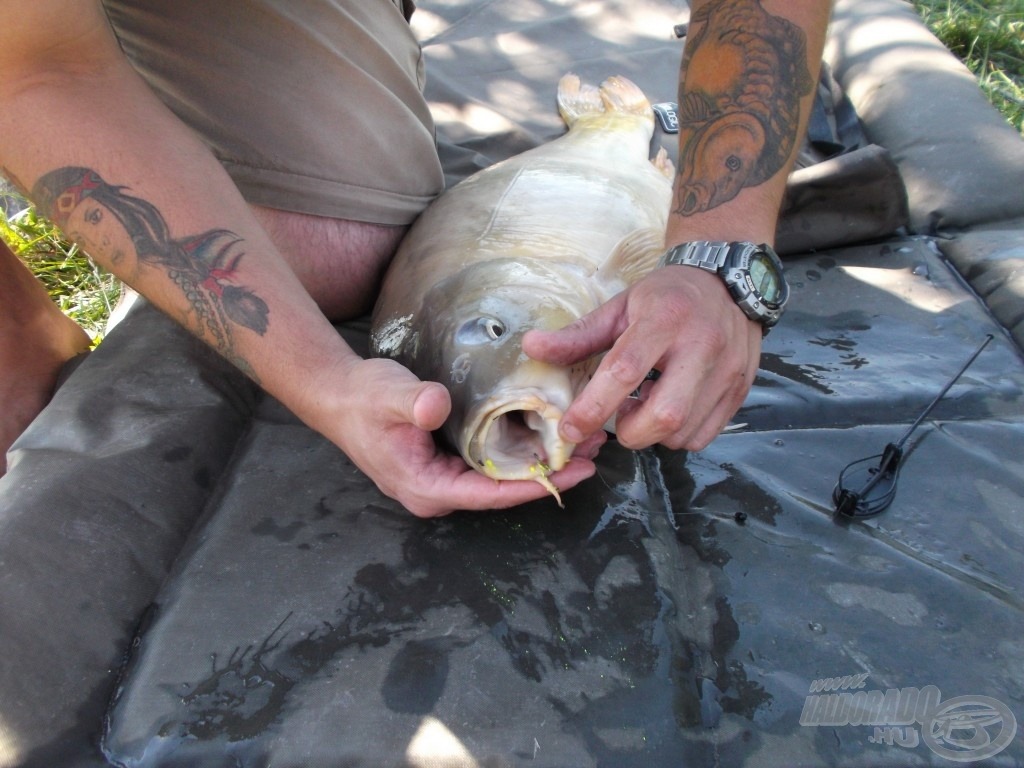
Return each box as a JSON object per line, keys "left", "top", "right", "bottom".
{"left": 33, "top": 166, "right": 270, "bottom": 365}
{"left": 65, "top": 195, "right": 138, "bottom": 274}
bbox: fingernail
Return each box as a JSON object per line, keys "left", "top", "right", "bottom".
{"left": 562, "top": 423, "right": 584, "bottom": 443}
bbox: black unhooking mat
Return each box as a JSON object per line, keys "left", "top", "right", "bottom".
{"left": 2, "top": 1, "right": 1023, "bottom": 766}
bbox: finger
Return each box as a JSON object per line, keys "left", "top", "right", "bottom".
{"left": 374, "top": 362, "right": 450, "bottom": 432}
{"left": 410, "top": 381, "right": 451, "bottom": 432}
{"left": 522, "top": 291, "right": 627, "bottom": 366}
{"left": 402, "top": 456, "right": 597, "bottom": 518}
{"left": 570, "top": 429, "right": 608, "bottom": 460}
{"left": 684, "top": 329, "right": 762, "bottom": 449}
{"left": 615, "top": 323, "right": 759, "bottom": 450}
{"left": 685, "top": 390, "right": 746, "bottom": 450}
{"left": 619, "top": 340, "right": 715, "bottom": 448}
{"left": 559, "top": 317, "right": 673, "bottom": 443}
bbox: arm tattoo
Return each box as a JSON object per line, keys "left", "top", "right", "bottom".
{"left": 675, "top": 0, "right": 814, "bottom": 216}
{"left": 32, "top": 167, "right": 269, "bottom": 378}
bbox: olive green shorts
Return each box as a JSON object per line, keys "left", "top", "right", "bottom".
{"left": 102, "top": 0, "right": 444, "bottom": 225}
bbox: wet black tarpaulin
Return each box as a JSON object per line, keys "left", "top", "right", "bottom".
{"left": 92, "top": 241, "right": 1023, "bottom": 767}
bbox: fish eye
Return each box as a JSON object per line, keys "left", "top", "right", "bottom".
{"left": 456, "top": 316, "right": 507, "bottom": 345}
{"left": 725, "top": 155, "right": 742, "bottom": 172}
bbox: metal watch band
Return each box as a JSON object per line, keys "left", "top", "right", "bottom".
{"left": 657, "top": 240, "right": 785, "bottom": 335}
{"left": 659, "top": 240, "right": 735, "bottom": 272}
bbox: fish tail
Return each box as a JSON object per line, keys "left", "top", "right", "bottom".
{"left": 597, "top": 76, "right": 652, "bottom": 118}
{"left": 558, "top": 73, "right": 654, "bottom": 132}
{"left": 557, "top": 73, "right": 604, "bottom": 126}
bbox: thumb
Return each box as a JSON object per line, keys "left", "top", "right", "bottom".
{"left": 368, "top": 358, "right": 451, "bottom": 431}
{"left": 408, "top": 381, "right": 451, "bottom": 432}
{"left": 523, "top": 291, "right": 627, "bottom": 366}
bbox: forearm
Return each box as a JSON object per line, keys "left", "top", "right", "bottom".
{"left": 668, "top": 0, "right": 833, "bottom": 246}
{"left": 0, "top": 1, "right": 611, "bottom": 515}
{"left": 0, "top": 19, "right": 358, "bottom": 423}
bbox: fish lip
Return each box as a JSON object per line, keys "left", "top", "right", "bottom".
{"left": 463, "top": 393, "right": 574, "bottom": 481}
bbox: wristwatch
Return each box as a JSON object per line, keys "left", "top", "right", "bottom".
{"left": 659, "top": 240, "right": 789, "bottom": 334}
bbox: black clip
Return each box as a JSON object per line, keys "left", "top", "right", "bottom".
{"left": 652, "top": 102, "right": 680, "bottom": 134}
{"left": 832, "top": 334, "right": 993, "bottom": 518}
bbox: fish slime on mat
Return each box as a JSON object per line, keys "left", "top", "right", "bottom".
{"left": 371, "top": 74, "right": 673, "bottom": 501}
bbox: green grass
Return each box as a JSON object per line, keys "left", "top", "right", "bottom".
{"left": 912, "top": 0, "right": 1024, "bottom": 134}
{"left": 1, "top": 195, "right": 120, "bottom": 345}
{"left": 2, "top": 1, "right": 1022, "bottom": 340}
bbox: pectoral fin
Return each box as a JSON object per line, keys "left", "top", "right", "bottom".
{"left": 597, "top": 227, "right": 666, "bottom": 288}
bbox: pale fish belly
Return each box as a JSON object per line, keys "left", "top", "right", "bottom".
{"left": 370, "top": 74, "right": 674, "bottom": 503}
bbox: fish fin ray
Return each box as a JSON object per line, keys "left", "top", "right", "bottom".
{"left": 557, "top": 73, "right": 605, "bottom": 127}
{"left": 598, "top": 76, "right": 652, "bottom": 118}
{"left": 652, "top": 147, "right": 675, "bottom": 179}
{"left": 598, "top": 227, "right": 666, "bottom": 288}
{"left": 558, "top": 73, "right": 654, "bottom": 127}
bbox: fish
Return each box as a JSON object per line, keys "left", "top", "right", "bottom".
{"left": 675, "top": 0, "right": 813, "bottom": 214}
{"left": 370, "top": 74, "right": 674, "bottom": 501}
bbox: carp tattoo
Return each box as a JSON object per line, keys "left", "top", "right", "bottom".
{"left": 675, "top": 0, "right": 813, "bottom": 215}
{"left": 32, "top": 167, "right": 269, "bottom": 376}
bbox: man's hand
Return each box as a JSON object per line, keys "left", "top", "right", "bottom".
{"left": 525, "top": 0, "right": 831, "bottom": 458}
{"left": 523, "top": 267, "right": 761, "bottom": 452}
{"left": 314, "top": 357, "right": 603, "bottom": 518}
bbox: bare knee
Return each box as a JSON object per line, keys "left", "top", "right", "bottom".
{"left": 0, "top": 240, "right": 91, "bottom": 472}
{"left": 250, "top": 205, "right": 406, "bottom": 321}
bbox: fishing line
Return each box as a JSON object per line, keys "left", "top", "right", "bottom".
{"left": 832, "top": 334, "right": 993, "bottom": 518}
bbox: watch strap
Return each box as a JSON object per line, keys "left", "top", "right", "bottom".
{"left": 659, "top": 240, "right": 734, "bottom": 273}
{"left": 658, "top": 240, "right": 786, "bottom": 336}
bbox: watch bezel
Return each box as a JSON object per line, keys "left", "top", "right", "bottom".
{"left": 719, "top": 242, "right": 788, "bottom": 328}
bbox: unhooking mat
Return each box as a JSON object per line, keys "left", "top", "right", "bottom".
{"left": 2, "top": 1, "right": 1024, "bottom": 766}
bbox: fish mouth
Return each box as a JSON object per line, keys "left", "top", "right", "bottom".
{"left": 463, "top": 393, "right": 573, "bottom": 481}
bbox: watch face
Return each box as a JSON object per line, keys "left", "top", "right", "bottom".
{"left": 749, "top": 252, "right": 783, "bottom": 305}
